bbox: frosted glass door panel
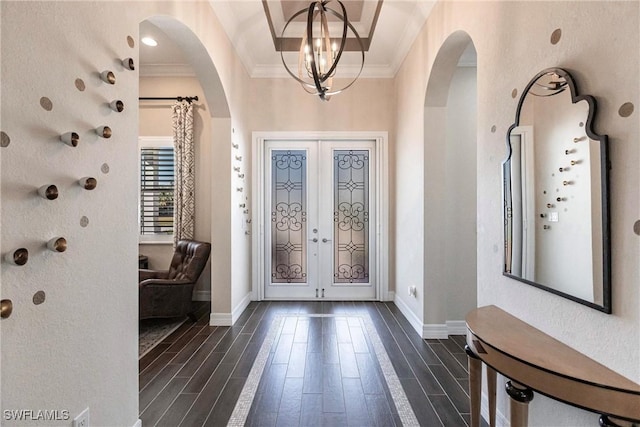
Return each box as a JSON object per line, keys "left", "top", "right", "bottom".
{"left": 271, "top": 150, "right": 307, "bottom": 283}
{"left": 334, "top": 150, "right": 369, "bottom": 283}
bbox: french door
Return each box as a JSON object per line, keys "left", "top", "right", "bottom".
{"left": 263, "top": 139, "right": 376, "bottom": 300}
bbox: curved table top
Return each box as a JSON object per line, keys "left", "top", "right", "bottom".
{"left": 466, "top": 305, "right": 640, "bottom": 395}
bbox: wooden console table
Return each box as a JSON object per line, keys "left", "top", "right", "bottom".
{"left": 465, "top": 306, "right": 640, "bottom": 427}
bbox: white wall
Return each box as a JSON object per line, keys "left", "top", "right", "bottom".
{"left": 1, "top": 1, "right": 252, "bottom": 424}
{"left": 395, "top": 1, "right": 639, "bottom": 425}
{"left": 1, "top": 2, "right": 140, "bottom": 425}
{"left": 444, "top": 66, "right": 477, "bottom": 322}
{"left": 139, "top": 76, "right": 213, "bottom": 300}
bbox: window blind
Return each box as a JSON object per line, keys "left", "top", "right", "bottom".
{"left": 140, "top": 147, "right": 175, "bottom": 235}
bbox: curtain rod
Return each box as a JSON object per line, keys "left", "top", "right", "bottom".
{"left": 138, "top": 96, "right": 199, "bottom": 103}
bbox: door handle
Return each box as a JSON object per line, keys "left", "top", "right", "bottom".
{"left": 322, "top": 238, "right": 331, "bottom": 243}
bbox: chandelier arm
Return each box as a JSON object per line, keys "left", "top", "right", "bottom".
{"left": 322, "top": 16, "right": 365, "bottom": 96}
{"left": 307, "top": 2, "right": 326, "bottom": 97}
{"left": 320, "top": 1, "right": 349, "bottom": 81}
{"left": 280, "top": 7, "right": 317, "bottom": 86}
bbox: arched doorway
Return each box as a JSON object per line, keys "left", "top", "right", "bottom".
{"left": 137, "top": 15, "right": 233, "bottom": 329}
{"left": 423, "top": 31, "right": 478, "bottom": 337}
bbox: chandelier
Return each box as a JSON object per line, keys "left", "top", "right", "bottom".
{"left": 280, "top": 0, "right": 365, "bottom": 101}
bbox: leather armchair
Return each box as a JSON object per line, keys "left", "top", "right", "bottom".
{"left": 139, "top": 239, "right": 211, "bottom": 320}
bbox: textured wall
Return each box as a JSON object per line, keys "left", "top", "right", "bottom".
{"left": 1, "top": 1, "right": 251, "bottom": 424}
{"left": 395, "top": 1, "right": 639, "bottom": 424}
{"left": 0, "top": 2, "right": 139, "bottom": 425}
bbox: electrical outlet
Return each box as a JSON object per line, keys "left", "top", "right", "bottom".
{"left": 73, "top": 408, "right": 89, "bottom": 427}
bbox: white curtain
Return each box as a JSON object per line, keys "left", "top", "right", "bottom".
{"left": 172, "top": 100, "right": 195, "bottom": 246}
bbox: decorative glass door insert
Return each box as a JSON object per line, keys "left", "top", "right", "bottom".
{"left": 265, "top": 140, "right": 376, "bottom": 300}
{"left": 271, "top": 150, "right": 307, "bottom": 283}
{"left": 334, "top": 150, "right": 369, "bottom": 283}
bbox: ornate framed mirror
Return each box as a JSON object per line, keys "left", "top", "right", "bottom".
{"left": 503, "top": 67, "right": 611, "bottom": 313}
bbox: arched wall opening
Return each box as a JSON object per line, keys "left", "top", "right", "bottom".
{"left": 423, "top": 31, "right": 478, "bottom": 337}
{"left": 137, "top": 15, "right": 233, "bottom": 324}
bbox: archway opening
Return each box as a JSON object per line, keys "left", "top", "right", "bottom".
{"left": 137, "top": 15, "right": 232, "bottom": 352}
{"left": 423, "top": 31, "right": 477, "bottom": 336}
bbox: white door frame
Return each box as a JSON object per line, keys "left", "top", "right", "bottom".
{"left": 252, "top": 131, "right": 390, "bottom": 301}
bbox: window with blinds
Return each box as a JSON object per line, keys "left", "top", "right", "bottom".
{"left": 140, "top": 146, "right": 175, "bottom": 236}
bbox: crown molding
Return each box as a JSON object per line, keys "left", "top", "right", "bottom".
{"left": 139, "top": 63, "right": 196, "bottom": 77}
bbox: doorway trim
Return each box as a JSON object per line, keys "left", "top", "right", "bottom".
{"left": 252, "top": 131, "right": 390, "bottom": 301}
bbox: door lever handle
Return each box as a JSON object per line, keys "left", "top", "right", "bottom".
{"left": 322, "top": 238, "right": 331, "bottom": 243}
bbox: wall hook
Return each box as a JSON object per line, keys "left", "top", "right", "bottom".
{"left": 38, "top": 184, "right": 59, "bottom": 200}
{"left": 100, "top": 70, "right": 116, "bottom": 84}
{"left": 60, "top": 131, "right": 79, "bottom": 147}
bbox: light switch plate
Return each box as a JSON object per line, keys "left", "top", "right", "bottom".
{"left": 73, "top": 408, "right": 89, "bottom": 427}
{"left": 549, "top": 212, "right": 559, "bottom": 222}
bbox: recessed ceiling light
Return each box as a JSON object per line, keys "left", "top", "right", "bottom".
{"left": 141, "top": 37, "right": 158, "bottom": 47}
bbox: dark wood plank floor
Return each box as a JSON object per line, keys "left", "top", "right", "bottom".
{"left": 139, "top": 301, "right": 476, "bottom": 426}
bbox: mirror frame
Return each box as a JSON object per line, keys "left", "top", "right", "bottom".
{"left": 503, "top": 67, "right": 612, "bottom": 314}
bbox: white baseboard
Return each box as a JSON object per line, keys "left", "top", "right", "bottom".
{"left": 193, "top": 290, "right": 211, "bottom": 302}
{"left": 446, "top": 320, "right": 467, "bottom": 335}
{"left": 423, "top": 323, "right": 449, "bottom": 339}
{"left": 232, "top": 292, "right": 252, "bottom": 324}
{"left": 482, "top": 391, "right": 509, "bottom": 426}
{"left": 209, "top": 292, "right": 252, "bottom": 326}
{"left": 209, "top": 312, "right": 232, "bottom": 326}
{"left": 423, "top": 321, "right": 467, "bottom": 339}
{"left": 132, "top": 419, "right": 142, "bottom": 427}
{"left": 393, "top": 295, "right": 422, "bottom": 336}
{"left": 384, "top": 291, "right": 395, "bottom": 301}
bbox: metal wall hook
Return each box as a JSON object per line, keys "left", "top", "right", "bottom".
{"left": 96, "top": 126, "right": 112, "bottom": 138}
{"left": 79, "top": 177, "right": 97, "bottom": 190}
{"left": 110, "top": 100, "right": 124, "bottom": 112}
{"left": 100, "top": 70, "right": 116, "bottom": 84}
{"left": 60, "top": 131, "right": 79, "bottom": 147}
{"left": 1, "top": 300, "right": 13, "bottom": 319}
{"left": 121, "top": 57, "right": 135, "bottom": 71}
{"left": 4, "top": 248, "right": 28, "bottom": 266}
{"left": 38, "top": 184, "right": 59, "bottom": 200}
{"left": 47, "top": 237, "right": 67, "bottom": 253}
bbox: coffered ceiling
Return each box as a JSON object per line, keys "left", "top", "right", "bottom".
{"left": 139, "top": 1, "right": 439, "bottom": 78}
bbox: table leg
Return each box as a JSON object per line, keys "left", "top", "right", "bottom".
{"left": 465, "top": 345, "right": 482, "bottom": 427}
{"left": 506, "top": 380, "right": 534, "bottom": 427}
{"left": 486, "top": 365, "right": 497, "bottom": 427}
